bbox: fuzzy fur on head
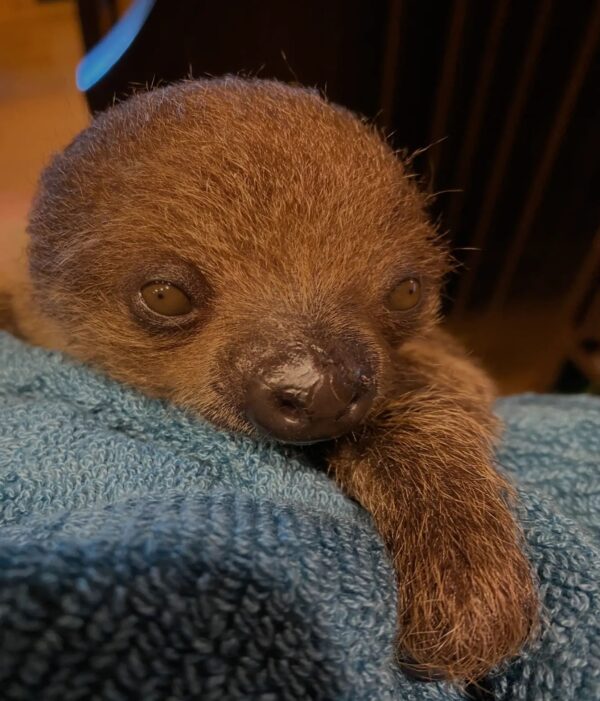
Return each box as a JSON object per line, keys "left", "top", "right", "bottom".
{"left": 26, "top": 78, "right": 447, "bottom": 435}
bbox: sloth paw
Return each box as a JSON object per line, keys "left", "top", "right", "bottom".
{"left": 396, "top": 546, "right": 538, "bottom": 684}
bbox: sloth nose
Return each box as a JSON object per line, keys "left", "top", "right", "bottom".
{"left": 244, "top": 349, "right": 375, "bottom": 444}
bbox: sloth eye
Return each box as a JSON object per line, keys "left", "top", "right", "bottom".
{"left": 386, "top": 278, "right": 421, "bottom": 311}
{"left": 140, "top": 281, "right": 193, "bottom": 316}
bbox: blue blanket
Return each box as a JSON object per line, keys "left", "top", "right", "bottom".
{"left": 0, "top": 331, "right": 598, "bottom": 700}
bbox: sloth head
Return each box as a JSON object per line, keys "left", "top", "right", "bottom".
{"left": 27, "top": 78, "right": 447, "bottom": 444}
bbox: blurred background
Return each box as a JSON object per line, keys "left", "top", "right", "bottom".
{"left": 0, "top": 0, "right": 598, "bottom": 394}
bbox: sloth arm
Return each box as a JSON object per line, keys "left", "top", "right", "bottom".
{"left": 328, "top": 329, "right": 537, "bottom": 682}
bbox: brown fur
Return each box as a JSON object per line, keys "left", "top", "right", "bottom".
{"left": 8, "top": 78, "right": 537, "bottom": 683}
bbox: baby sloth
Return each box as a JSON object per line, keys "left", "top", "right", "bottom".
{"left": 10, "top": 78, "right": 537, "bottom": 684}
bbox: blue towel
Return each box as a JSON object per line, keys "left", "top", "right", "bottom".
{"left": 0, "top": 330, "right": 598, "bottom": 701}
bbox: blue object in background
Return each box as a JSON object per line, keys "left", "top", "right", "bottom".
{"left": 76, "top": 0, "right": 156, "bottom": 91}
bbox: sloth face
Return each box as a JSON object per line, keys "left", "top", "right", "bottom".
{"left": 27, "top": 79, "right": 447, "bottom": 441}
{"left": 128, "top": 268, "right": 423, "bottom": 444}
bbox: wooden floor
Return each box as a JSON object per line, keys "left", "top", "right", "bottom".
{"left": 0, "top": 0, "right": 88, "bottom": 286}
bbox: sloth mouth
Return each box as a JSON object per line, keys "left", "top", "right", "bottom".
{"left": 249, "top": 423, "right": 349, "bottom": 446}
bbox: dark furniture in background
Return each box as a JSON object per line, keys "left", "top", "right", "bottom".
{"left": 75, "top": 0, "right": 600, "bottom": 393}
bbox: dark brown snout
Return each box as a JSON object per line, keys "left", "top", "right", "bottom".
{"left": 244, "top": 345, "right": 375, "bottom": 444}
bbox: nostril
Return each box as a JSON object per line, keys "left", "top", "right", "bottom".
{"left": 334, "top": 386, "right": 368, "bottom": 421}
{"left": 334, "top": 406, "right": 349, "bottom": 421}
{"left": 273, "top": 390, "right": 305, "bottom": 416}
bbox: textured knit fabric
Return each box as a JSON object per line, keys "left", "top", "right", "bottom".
{"left": 0, "top": 331, "right": 598, "bottom": 701}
